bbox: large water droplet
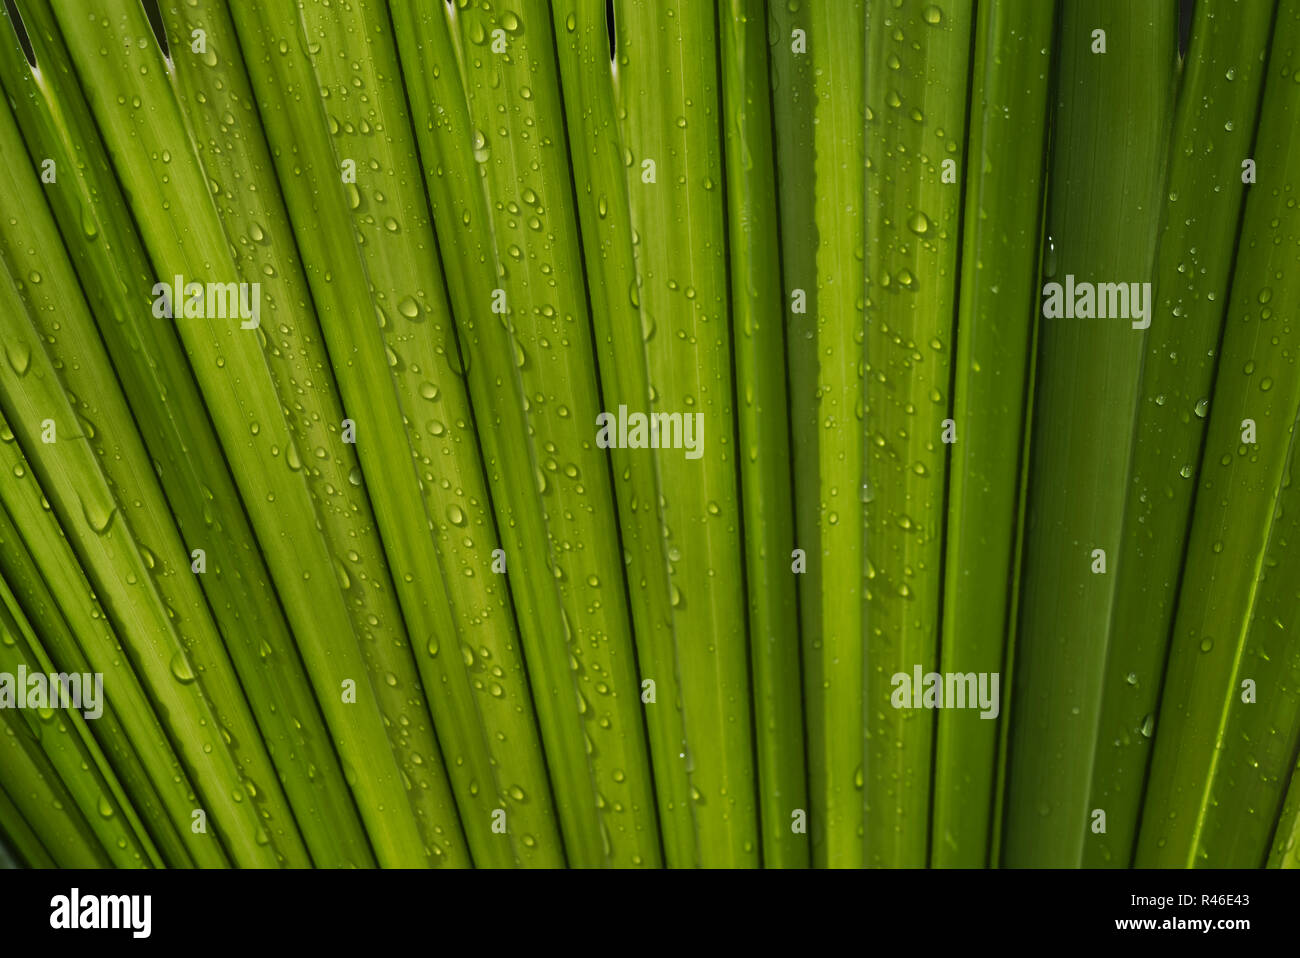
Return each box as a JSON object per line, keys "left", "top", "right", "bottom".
{"left": 80, "top": 496, "right": 117, "bottom": 535}
{"left": 170, "top": 649, "right": 197, "bottom": 683}
{"left": 5, "top": 343, "right": 31, "bottom": 377}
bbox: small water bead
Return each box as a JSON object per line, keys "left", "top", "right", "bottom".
{"left": 1043, "top": 235, "right": 1058, "bottom": 277}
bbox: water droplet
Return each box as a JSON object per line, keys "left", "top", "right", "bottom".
{"left": 5, "top": 342, "right": 31, "bottom": 377}
{"left": 170, "top": 649, "right": 196, "bottom": 683}
{"left": 81, "top": 496, "right": 117, "bottom": 535}
{"left": 80, "top": 201, "right": 100, "bottom": 241}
